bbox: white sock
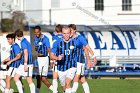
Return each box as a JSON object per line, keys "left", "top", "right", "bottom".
{"left": 16, "top": 81, "right": 23, "bottom": 93}
{"left": 49, "top": 85, "right": 53, "bottom": 91}
{"left": 65, "top": 88, "right": 72, "bottom": 93}
{"left": 36, "top": 88, "right": 40, "bottom": 93}
{"left": 29, "top": 83, "right": 35, "bottom": 93}
{"left": 82, "top": 82, "right": 90, "bottom": 93}
{"left": 72, "top": 82, "right": 78, "bottom": 93}
{"left": 53, "top": 79, "right": 58, "bottom": 93}
{"left": 0, "top": 79, "right": 6, "bottom": 88}
{"left": 0, "top": 85, "right": 5, "bottom": 92}
{"left": 5, "top": 88, "right": 10, "bottom": 93}
{"left": 9, "top": 88, "right": 14, "bottom": 93}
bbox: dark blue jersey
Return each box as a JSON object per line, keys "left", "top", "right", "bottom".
{"left": 52, "top": 34, "right": 62, "bottom": 53}
{"left": 34, "top": 35, "right": 50, "bottom": 56}
{"left": 21, "top": 38, "right": 32, "bottom": 65}
{"left": 51, "top": 38, "right": 77, "bottom": 71}
{"left": 73, "top": 35, "right": 88, "bottom": 63}
{"left": 10, "top": 43, "right": 21, "bottom": 68}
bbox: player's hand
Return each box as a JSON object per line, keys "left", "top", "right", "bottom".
{"left": 87, "top": 61, "right": 93, "bottom": 68}
{"left": 92, "top": 57, "right": 97, "bottom": 66}
{"left": 24, "top": 64, "right": 28, "bottom": 72}
{"left": 6, "top": 61, "right": 11, "bottom": 65}
{"left": 1, "top": 61, "right": 5, "bottom": 64}
{"left": 57, "top": 54, "right": 64, "bottom": 60}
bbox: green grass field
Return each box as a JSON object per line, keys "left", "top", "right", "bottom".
{"left": 1, "top": 79, "right": 140, "bottom": 93}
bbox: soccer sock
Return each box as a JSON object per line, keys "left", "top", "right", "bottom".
{"left": 82, "top": 82, "right": 90, "bottom": 93}
{"left": 36, "top": 88, "right": 40, "bottom": 93}
{"left": 49, "top": 85, "right": 53, "bottom": 91}
{"left": 29, "top": 83, "right": 35, "bottom": 93}
{"left": 0, "top": 85, "right": 5, "bottom": 92}
{"left": 0, "top": 79, "right": 6, "bottom": 92}
{"left": 4, "top": 88, "right": 9, "bottom": 93}
{"left": 53, "top": 79, "right": 58, "bottom": 93}
{"left": 9, "top": 88, "right": 14, "bottom": 93}
{"left": 71, "top": 82, "right": 78, "bottom": 93}
{"left": 65, "top": 88, "right": 72, "bottom": 93}
{"left": 16, "top": 81, "right": 23, "bottom": 93}
{"left": 0, "top": 79, "right": 6, "bottom": 88}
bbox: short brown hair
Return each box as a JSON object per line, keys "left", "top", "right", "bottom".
{"left": 14, "top": 29, "right": 23, "bottom": 37}
{"left": 55, "top": 24, "right": 63, "bottom": 33}
{"left": 68, "top": 24, "right": 76, "bottom": 30}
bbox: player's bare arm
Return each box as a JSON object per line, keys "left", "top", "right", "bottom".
{"left": 6, "top": 53, "right": 21, "bottom": 66}
{"left": 1, "top": 57, "right": 10, "bottom": 64}
{"left": 24, "top": 49, "right": 28, "bottom": 71}
{"left": 83, "top": 47, "right": 92, "bottom": 68}
{"left": 50, "top": 52, "right": 63, "bottom": 61}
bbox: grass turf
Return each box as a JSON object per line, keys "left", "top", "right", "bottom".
{"left": 1, "top": 79, "right": 140, "bottom": 93}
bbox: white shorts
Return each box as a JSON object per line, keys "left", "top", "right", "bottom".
{"left": 58, "top": 67, "right": 76, "bottom": 86}
{"left": 76, "top": 62, "right": 85, "bottom": 75}
{"left": 6, "top": 67, "right": 17, "bottom": 77}
{"left": 38, "top": 56, "right": 49, "bottom": 76}
{"left": 16, "top": 64, "right": 33, "bottom": 77}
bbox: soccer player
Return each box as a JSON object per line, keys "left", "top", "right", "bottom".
{"left": 14, "top": 29, "right": 35, "bottom": 93}
{"left": 33, "top": 26, "right": 53, "bottom": 92}
{"left": 50, "top": 26, "right": 77, "bottom": 93}
{"left": 51, "top": 24, "right": 63, "bottom": 93}
{"left": 1, "top": 33, "right": 21, "bottom": 93}
{"left": 69, "top": 24, "right": 97, "bottom": 93}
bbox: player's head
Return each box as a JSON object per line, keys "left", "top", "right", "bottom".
{"left": 14, "top": 29, "right": 24, "bottom": 41}
{"left": 34, "top": 25, "right": 42, "bottom": 38}
{"left": 6, "top": 33, "right": 16, "bottom": 45}
{"left": 55, "top": 24, "right": 63, "bottom": 34}
{"left": 68, "top": 24, "right": 76, "bottom": 37}
{"left": 62, "top": 26, "right": 71, "bottom": 41}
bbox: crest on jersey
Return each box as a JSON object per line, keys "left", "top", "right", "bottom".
{"left": 38, "top": 42, "right": 42, "bottom": 45}
{"left": 70, "top": 46, "right": 74, "bottom": 49}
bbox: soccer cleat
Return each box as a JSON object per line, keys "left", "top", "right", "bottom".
{"left": 9, "top": 88, "right": 14, "bottom": 93}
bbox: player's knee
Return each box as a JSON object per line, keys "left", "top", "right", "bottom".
{"left": 41, "top": 76, "right": 46, "bottom": 82}
{"left": 65, "top": 78, "right": 71, "bottom": 88}
{"left": 14, "top": 76, "right": 18, "bottom": 82}
{"left": 73, "top": 75, "right": 80, "bottom": 82}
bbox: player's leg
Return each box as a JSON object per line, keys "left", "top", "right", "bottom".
{"left": 80, "top": 76, "right": 90, "bottom": 93}
{"left": 38, "top": 57, "right": 53, "bottom": 91}
{"left": 14, "top": 65, "right": 24, "bottom": 93}
{"left": 5, "top": 75, "right": 12, "bottom": 93}
{"left": 72, "top": 62, "right": 82, "bottom": 93}
{"left": 36, "top": 75, "right": 41, "bottom": 93}
{"left": 5, "top": 67, "right": 16, "bottom": 93}
{"left": 26, "top": 65, "right": 35, "bottom": 93}
{"left": 58, "top": 71, "right": 66, "bottom": 93}
{"left": 65, "top": 68, "right": 77, "bottom": 93}
{"left": 53, "top": 63, "right": 58, "bottom": 93}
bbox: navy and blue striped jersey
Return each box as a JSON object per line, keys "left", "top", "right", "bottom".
{"left": 34, "top": 35, "right": 50, "bottom": 56}
{"left": 51, "top": 39, "right": 77, "bottom": 71}
{"left": 10, "top": 43, "right": 21, "bottom": 68}
{"left": 73, "top": 35, "right": 88, "bottom": 63}
{"left": 21, "top": 38, "right": 32, "bottom": 65}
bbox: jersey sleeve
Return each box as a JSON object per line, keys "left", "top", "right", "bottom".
{"left": 44, "top": 37, "right": 50, "bottom": 48}
{"left": 51, "top": 40, "right": 59, "bottom": 53}
{"left": 14, "top": 44, "right": 21, "bottom": 55}
{"left": 21, "top": 42, "right": 27, "bottom": 50}
{"left": 79, "top": 35, "right": 88, "bottom": 46}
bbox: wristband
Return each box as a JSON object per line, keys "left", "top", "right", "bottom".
{"left": 24, "top": 63, "right": 27, "bottom": 65}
